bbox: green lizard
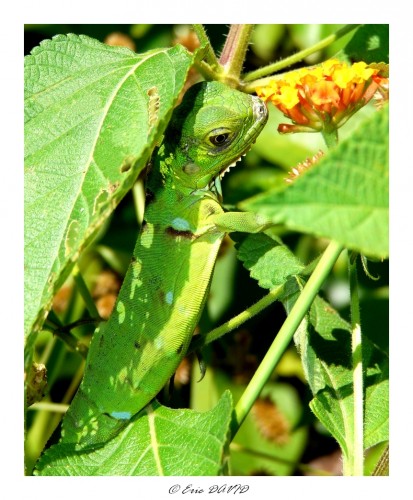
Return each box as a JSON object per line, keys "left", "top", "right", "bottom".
{"left": 57, "top": 81, "right": 269, "bottom": 451}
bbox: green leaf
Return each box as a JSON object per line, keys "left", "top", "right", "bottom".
{"left": 35, "top": 392, "right": 233, "bottom": 476}
{"left": 362, "top": 334, "right": 389, "bottom": 448}
{"left": 24, "top": 35, "right": 196, "bottom": 347}
{"left": 304, "top": 296, "right": 388, "bottom": 457}
{"left": 344, "top": 24, "right": 389, "bottom": 64}
{"left": 233, "top": 233, "right": 304, "bottom": 290}
{"left": 241, "top": 107, "right": 389, "bottom": 259}
{"left": 301, "top": 295, "right": 352, "bottom": 395}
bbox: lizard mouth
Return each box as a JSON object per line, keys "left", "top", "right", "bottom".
{"left": 216, "top": 140, "right": 256, "bottom": 183}
{"left": 218, "top": 151, "right": 247, "bottom": 180}
{"left": 208, "top": 146, "right": 252, "bottom": 200}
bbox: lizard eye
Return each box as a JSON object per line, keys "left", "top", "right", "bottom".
{"left": 206, "top": 127, "right": 236, "bottom": 152}
{"left": 207, "top": 126, "right": 236, "bottom": 150}
{"left": 209, "top": 133, "right": 230, "bottom": 146}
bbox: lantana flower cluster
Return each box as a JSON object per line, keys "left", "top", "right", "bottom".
{"left": 256, "top": 59, "right": 388, "bottom": 134}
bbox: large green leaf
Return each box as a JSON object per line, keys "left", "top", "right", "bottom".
{"left": 24, "top": 35, "right": 196, "bottom": 348}
{"left": 240, "top": 107, "right": 389, "bottom": 259}
{"left": 35, "top": 392, "right": 233, "bottom": 476}
{"left": 306, "top": 296, "right": 388, "bottom": 456}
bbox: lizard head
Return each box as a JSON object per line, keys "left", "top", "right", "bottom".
{"left": 164, "top": 81, "right": 268, "bottom": 193}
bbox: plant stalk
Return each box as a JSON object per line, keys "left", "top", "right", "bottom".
{"left": 28, "top": 401, "right": 70, "bottom": 413}
{"left": 73, "top": 264, "right": 100, "bottom": 318}
{"left": 345, "top": 252, "right": 364, "bottom": 476}
{"left": 192, "top": 24, "right": 220, "bottom": 69}
{"left": 189, "top": 286, "right": 283, "bottom": 353}
{"left": 231, "top": 240, "right": 343, "bottom": 439}
{"left": 322, "top": 128, "right": 339, "bottom": 148}
{"left": 219, "top": 24, "right": 254, "bottom": 87}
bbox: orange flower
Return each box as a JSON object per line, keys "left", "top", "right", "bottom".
{"left": 256, "top": 59, "right": 388, "bottom": 134}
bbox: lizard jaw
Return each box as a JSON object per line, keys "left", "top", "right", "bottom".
{"left": 208, "top": 150, "right": 248, "bottom": 200}
{"left": 218, "top": 152, "right": 247, "bottom": 180}
{"left": 208, "top": 134, "right": 260, "bottom": 196}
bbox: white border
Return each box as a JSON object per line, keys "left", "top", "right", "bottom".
{"left": 3, "top": 2, "right": 409, "bottom": 497}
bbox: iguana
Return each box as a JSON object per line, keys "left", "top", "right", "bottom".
{"left": 53, "top": 80, "right": 269, "bottom": 451}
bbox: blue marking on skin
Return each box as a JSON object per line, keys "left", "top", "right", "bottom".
{"left": 165, "top": 291, "right": 173, "bottom": 305}
{"left": 111, "top": 411, "right": 132, "bottom": 420}
{"left": 171, "top": 217, "right": 190, "bottom": 231}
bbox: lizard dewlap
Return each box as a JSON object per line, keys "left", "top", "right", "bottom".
{"left": 55, "top": 81, "right": 268, "bottom": 451}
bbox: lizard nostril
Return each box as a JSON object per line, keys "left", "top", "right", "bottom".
{"left": 252, "top": 97, "right": 268, "bottom": 120}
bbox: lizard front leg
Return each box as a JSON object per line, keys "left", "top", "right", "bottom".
{"left": 208, "top": 211, "right": 274, "bottom": 234}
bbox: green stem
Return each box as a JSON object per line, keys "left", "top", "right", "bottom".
{"left": 43, "top": 321, "right": 90, "bottom": 358}
{"left": 345, "top": 252, "right": 364, "bottom": 476}
{"left": 321, "top": 128, "right": 339, "bottom": 148}
{"left": 195, "top": 60, "right": 220, "bottom": 82}
{"left": 192, "top": 24, "right": 220, "bottom": 69}
{"left": 231, "top": 240, "right": 343, "bottom": 440}
{"left": 73, "top": 264, "right": 100, "bottom": 318}
{"left": 39, "top": 335, "right": 57, "bottom": 366}
{"left": 27, "top": 401, "right": 69, "bottom": 413}
{"left": 218, "top": 24, "right": 254, "bottom": 87}
{"left": 133, "top": 179, "right": 145, "bottom": 225}
{"left": 243, "top": 24, "right": 360, "bottom": 83}
{"left": 45, "top": 311, "right": 99, "bottom": 357}
{"left": 189, "top": 286, "right": 283, "bottom": 353}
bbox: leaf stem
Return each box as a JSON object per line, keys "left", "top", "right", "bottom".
{"left": 44, "top": 313, "right": 99, "bottom": 357}
{"left": 243, "top": 24, "right": 360, "bottom": 83}
{"left": 321, "top": 128, "right": 339, "bottom": 148}
{"left": 43, "top": 320, "right": 90, "bottom": 358}
{"left": 231, "top": 240, "right": 343, "bottom": 440}
{"left": 133, "top": 179, "right": 146, "bottom": 225}
{"left": 189, "top": 286, "right": 284, "bottom": 353}
{"left": 192, "top": 24, "right": 220, "bottom": 69}
{"left": 345, "top": 252, "right": 364, "bottom": 476}
{"left": 27, "top": 401, "right": 70, "bottom": 413}
{"left": 73, "top": 264, "right": 100, "bottom": 318}
{"left": 195, "top": 60, "right": 220, "bottom": 82}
